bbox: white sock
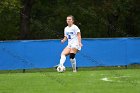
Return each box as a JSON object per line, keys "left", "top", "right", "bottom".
{"left": 70, "top": 58, "right": 76, "bottom": 70}
{"left": 59, "top": 55, "right": 66, "bottom": 66}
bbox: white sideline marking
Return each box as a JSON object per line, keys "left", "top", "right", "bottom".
{"left": 101, "top": 76, "right": 131, "bottom": 82}
{"left": 113, "top": 76, "right": 131, "bottom": 78}
{"left": 101, "top": 77, "right": 112, "bottom": 82}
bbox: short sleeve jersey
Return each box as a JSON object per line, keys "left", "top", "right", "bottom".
{"left": 64, "top": 24, "right": 80, "bottom": 44}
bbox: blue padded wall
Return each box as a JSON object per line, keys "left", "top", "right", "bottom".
{"left": 0, "top": 38, "right": 140, "bottom": 70}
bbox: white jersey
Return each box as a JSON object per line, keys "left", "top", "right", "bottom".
{"left": 64, "top": 24, "right": 81, "bottom": 50}
{"left": 64, "top": 24, "right": 80, "bottom": 44}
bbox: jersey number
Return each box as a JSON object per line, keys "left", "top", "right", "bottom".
{"left": 68, "top": 35, "right": 71, "bottom": 39}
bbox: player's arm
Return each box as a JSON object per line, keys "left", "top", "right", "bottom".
{"left": 77, "top": 32, "right": 83, "bottom": 47}
{"left": 61, "top": 36, "right": 67, "bottom": 43}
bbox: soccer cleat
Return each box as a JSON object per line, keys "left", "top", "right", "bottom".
{"left": 72, "top": 67, "right": 78, "bottom": 72}
{"left": 53, "top": 64, "right": 59, "bottom": 69}
{"left": 73, "top": 70, "right": 77, "bottom": 72}
{"left": 76, "top": 67, "right": 78, "bottom": 71}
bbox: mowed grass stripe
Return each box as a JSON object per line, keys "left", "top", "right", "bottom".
{"left": 0, "top": 69, "right": 140, "bottom": 93}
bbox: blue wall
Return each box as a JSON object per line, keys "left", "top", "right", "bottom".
{"left": 0, "top": 38, "right": 140, "bottom": 70}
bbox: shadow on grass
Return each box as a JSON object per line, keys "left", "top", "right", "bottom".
{"left": 0, "top": 64, "right": 140, "bottom": 74}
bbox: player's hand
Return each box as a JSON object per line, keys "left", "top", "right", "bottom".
{"left": 61, "top": 40, "right": 65, "bottom": 43}
{"left": 79, "top": 43, "right": 83, "bottom": 47}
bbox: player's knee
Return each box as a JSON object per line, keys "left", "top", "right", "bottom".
{"left": 70, "top": 53, "right": 75, "bottom": 59}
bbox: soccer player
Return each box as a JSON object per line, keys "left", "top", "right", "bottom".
{"left": 57, "top": 15, "right": 82, "bottom": 72}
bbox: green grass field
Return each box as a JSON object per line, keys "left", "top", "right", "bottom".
{"left": 0, "top": 68, "right": 140, "bottom": 93}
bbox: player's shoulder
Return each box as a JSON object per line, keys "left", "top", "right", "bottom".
{"left": 72, "top": 24, "right": 78, "bottom": 28}
{"left": 73, "top": 24, "right": 80, "bottom": 30}
{"left": 64, "top": 25, "right": 79, "bottom": 30}
{"left": 64, "top": 26, "right": 69, "bottom": 30}
{"left": 64, "top": 26, "right": 68, "bottom": 32}
{"left": 72, "top": 24, "right": 80, "bottom": 31}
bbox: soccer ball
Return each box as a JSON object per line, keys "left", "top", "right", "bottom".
{"left": 57, "top": 65, "right": 66, "bottom": 72}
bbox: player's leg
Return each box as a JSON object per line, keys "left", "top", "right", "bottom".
{"left": 70, "top": 48, "right": 79, "bottom": 72}
{"left": 59, "top": 47, "right": 70, "bottom": 66}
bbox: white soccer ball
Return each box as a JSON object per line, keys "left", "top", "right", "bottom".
{"left": 57, "top": 65, "right": 66, "bottom": 72}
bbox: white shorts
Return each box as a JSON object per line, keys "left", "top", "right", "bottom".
{"left": 67, "top": 42, "right": 81, "bottom": 51}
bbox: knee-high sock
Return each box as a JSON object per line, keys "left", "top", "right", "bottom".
{"left": 70, "top": 58, "right": 76, "bottom": 70}
{"left": 60, "top": 55, "right": 66, "bottom": 66}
